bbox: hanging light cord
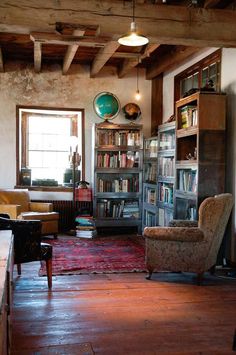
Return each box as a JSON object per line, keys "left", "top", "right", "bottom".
{"left": 136, "top": 65, "right": 139, "bottom": 92}
{"left": 132, "top": 0, "right": 135, "bottom": 23}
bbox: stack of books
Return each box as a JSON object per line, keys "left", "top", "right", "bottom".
{"left": 75, "top": 216, "right": 97, "bottom": 238}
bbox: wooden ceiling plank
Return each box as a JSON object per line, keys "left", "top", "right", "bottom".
{"left": 118, "top": 44, "right": 160, "bottom": 78}
{"left": 146, "top": 46, "right": 202, "bottom": 79}
{"left": 113, "top": 52, "right": 141, "bottom": 59}
{"left": 2, "top": 3, "right": 236, "bottom": 47}
{"left": 30, "top": 32, "right": 107, "bottom": 47}
{"left": 63, "top": 29, "right": 85, "bottom": 75}
{"left": 90, "top": 41, "right": 120, "bottom": 77}
{"left": 0, "top": 47, "right": 4, "bottom": 72}
{"left": 34, "top": 41, "right": 42, "bottom": 73}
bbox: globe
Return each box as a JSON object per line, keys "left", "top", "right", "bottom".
{"left": 93, "top": 92, "right": 120, "bottom": 121}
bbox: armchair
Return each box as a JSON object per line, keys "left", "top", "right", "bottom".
{"left": 0, "top": 189, "right": 59, "bottom": 238}
{"left": 144, "top": 193, "right": 234, "bottom": 284}
{"left": 0, "top": 216, "right": 52, "bottom": 289}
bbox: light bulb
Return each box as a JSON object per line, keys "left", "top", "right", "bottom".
{"left": 135, "top": 89, "right": 141, "bottom": 101}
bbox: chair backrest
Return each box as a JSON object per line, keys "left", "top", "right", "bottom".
{"left": 0, "top": 217, "right": 42, "bottom": 264}
{"left": 198, "top": 193, "right": 234, "bottom": 264}
{"left": 0, "top": 189, "right": 30, "bottom": 213}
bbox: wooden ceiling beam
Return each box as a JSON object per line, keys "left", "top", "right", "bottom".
{"left": 30, "top": 32, "right": 107, "bottom": 48}
{"left": 2, "top": 2, "right": 236, "bottom": 47}
{"left": 0, "top": 47, "right": 4, "bottom": 72}
{"left": 118, "top": 44, "right": 160, "bottom": 78}
{"left": 146, "top": 46, "right": 202, "bottom": 79}
{"left": 90, "top": 41, "right": 120, "bottom": 77}
{"left": 62, "top": 29, "right": 85, "bottom": 75}
{"left": 33, "top": 42, "right": 42, "bottom": 73}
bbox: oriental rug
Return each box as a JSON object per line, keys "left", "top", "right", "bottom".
{"left": 39, "top": 235, "right": 146, "bottom": 276}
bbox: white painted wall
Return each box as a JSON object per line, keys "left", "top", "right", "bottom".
{"left": 162, "top": 47, "right": 236, "bottom": 262}
{"left": 0, "top": 62, "right": 151, "bottom": 189}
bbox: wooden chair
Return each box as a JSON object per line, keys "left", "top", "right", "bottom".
{"left": 0, "top": 215, "right": 53, "bottom": 289}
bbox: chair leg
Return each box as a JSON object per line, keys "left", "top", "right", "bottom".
{"left": 17, "top": 264, "right": 21, "bottom": 275}
{"left": 53, "top": 234, "right": 58, "bottom": 239}
{"left": 196, "top": 272, "right": 204, "bottom": 285}
{"left": 146, "top": 267, "right": 154, "bottom": 280}
{"left": 209, "top": 265, "right": 216, "bottom": 275}
{"left": 45, "top": 259, "right": 52, "bottom": 289}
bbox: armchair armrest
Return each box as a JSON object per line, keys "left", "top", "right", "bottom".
{"left": 29, "top": 202, "right": 53, "bottom": 212}
{"left": 168, "top": 219, "right": 198, "bottom": 227}
{"left": 144, "top": 226, "right": 204, "bottom": 242}
{"left": 0, "top": 204, "right": 21, "bottom": 219}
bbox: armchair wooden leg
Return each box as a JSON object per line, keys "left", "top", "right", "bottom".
{"left": 46, "top": 259, "right": 52, "bottom": 289}
{"left": 196, "top": 272, "right": 204, "bottom": 285}
{"left": 17, "top": 264, "right": 21, "bottom": 275}
{"left": 146, "top": 267, "right": 154, "bottom": 280}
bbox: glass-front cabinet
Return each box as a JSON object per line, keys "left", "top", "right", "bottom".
{"left": 92, "top": 122, "right": 143, "bottom": 233}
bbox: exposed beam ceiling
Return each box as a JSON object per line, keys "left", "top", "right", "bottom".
{"left": 118, "top": 44, "right": 160, "bottom": 78}
{"left": 146, "top": 46, "right": 202, "bottom": 79}
{"left": 0, "top": 1, "right": 236, "bottom": 47}
{"left": 91, "top": 41, "right": 120, "bottom": 77}
{"left": 63, "top": 29, "right": 85, "bottom": 74}
{"left": 33, "top": 42, "right": 42, "bottom": 73}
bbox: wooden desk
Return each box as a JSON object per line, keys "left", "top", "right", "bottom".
{"left": 0, "top": 231, "right": 13, "bottom": 355}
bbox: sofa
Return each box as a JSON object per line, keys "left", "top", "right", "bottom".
{"left": 0, "top": 189, "right": 59, "bottom": 238}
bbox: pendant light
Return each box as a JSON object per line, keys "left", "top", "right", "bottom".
{"left": 118, "top": 0, "right": 149, "bottom": 47}
{"left": 135, "top": 65, "right": 141, "bottom": 101}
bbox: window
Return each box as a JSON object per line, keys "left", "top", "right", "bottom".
{"left": 175, "top": 49, "right": 221, "bottom": 101}
{"left": 17, "top": 107, "right": 84, "bottom": 186}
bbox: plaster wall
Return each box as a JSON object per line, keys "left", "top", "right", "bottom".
{"left": 0, "top": 62, "right": 151, "bottom": 189}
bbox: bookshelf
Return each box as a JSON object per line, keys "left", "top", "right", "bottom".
{"left": 174, "top": 92, "right": 226, "bottom": 220}
{"left": 92, "top": 122, "right": 143, "bottom": 233}
{"left": 157, "top": 121, "right": 176, "bottom": 226}
{"left": 142, "top": 137, "right": 158, "bottom": 229}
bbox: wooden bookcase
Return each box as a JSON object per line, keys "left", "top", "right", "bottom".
{"left": 157, "top": 121, "right": 176, "bottom": 226}
{"left": 174, "top": 92, "right": 226, "bottom": 220}
{"left": 92, "top": 122, "right": 143, "bottom": 233}
{"left": 142, "top": 136, "right": 158, "bottom": 230}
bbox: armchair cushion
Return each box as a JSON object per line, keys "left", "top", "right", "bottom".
{"left": 144, "top": 227, "right": 204, "bottom": 242}
{"left": 19, "top": 211, "right": 59, "bottom": 222}
{"left": 0, "top": 190, "right": 30, "bottom": 213}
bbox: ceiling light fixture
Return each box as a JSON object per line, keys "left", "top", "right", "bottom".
{"left": 118, "top": 0, "right": 149, "bottom": 47}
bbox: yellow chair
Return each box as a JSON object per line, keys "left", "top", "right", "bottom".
{"left": 0, "top": 189, "right": 59, "bottom": 238}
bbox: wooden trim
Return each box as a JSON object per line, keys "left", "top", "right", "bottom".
{"left": 174, "top": 49, "right": 222, "bottom": 102}
{"left": 151, "top": 74, "right": 163, "bottom": 135}
{"left": 16, "top": 105, "right": 85, "bottom": 186}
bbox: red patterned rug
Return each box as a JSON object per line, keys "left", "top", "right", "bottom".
{"left": 39, "top": 235, "right": 146, "bottom": 276}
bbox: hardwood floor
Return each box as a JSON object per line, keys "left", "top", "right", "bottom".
{"left": 11, "top": 257, "right": 236, "bottom": 354}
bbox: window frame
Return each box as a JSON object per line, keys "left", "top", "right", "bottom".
{"left": 16, "top": 106, "right": 85, "bottom": 187}
{"left": 174, "top": 49, "right": 222, "bottom": 103}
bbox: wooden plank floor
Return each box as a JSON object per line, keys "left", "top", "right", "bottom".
{"left": 11, "top": 253, "right": 236, "bottom": 354}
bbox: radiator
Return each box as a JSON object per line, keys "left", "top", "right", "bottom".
{"left": 32, "top": 200, "right": 92, "bottom": 232}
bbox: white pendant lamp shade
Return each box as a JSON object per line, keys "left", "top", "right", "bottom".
{"left": 118, "top": 21, "right": 149, "bottom": 47}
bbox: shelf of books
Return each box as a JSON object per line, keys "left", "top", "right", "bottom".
{"left": 157, "top": 121, "right": 176, "bottom": 226}
{"left": 92, "top": 122, "right": 143, "bottom": 233}
{"left": 142, "top": 137, "right": 158, "bottom": 230}
{"left": 174, "top": 92, "right": 226, "bottom": 220}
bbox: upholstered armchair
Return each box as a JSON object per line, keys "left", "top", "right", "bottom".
{"left": 0, "top": 189, "right": 59, "bottom": 238}
{"left": 144, "top": 193, "right": 234, "bottom": 284}
{"left": 0, "top": 216, "right": 52, "bottom": 289}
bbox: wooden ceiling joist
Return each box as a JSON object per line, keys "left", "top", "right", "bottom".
{"left": 2, "top": 2, "right": 236, "bottom": 47}
{"left": 146, "top": 46, "right": 202, "bottom": 80}
{"left": 62, "top": 29, "right": 85, "bottom": 75}
{"left": 118, "top": 44, "right": 160, "bottom": 78}
{"left": 33, "top": 42, "right": 42, "bottom": 73}
{"left": 30, "top": 32, "right": 106, "bottom": 48}
{"left": 90, "top": 41, "right": 120, "bottom": 77}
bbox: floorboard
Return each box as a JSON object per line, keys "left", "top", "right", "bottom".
{"left": 10, "top": 241, "right": 236, "bottom": 355}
